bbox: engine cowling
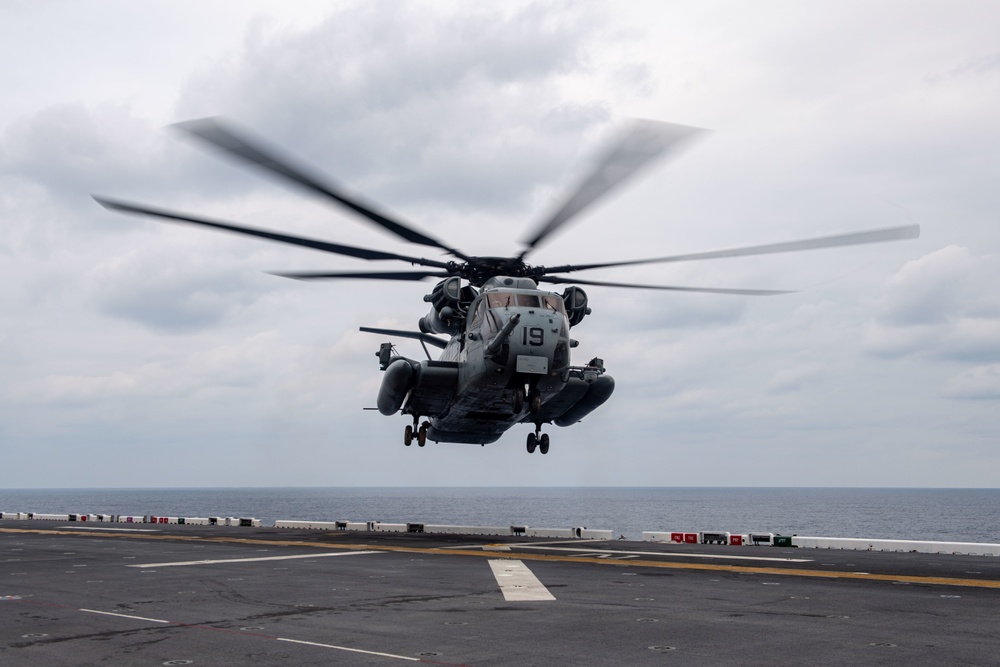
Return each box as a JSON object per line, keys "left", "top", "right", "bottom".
{"left": 420, "top": 277, "right": 473, "bottom": 335}
{"left": 425, "top": 276, "right": 463, "bottom": 312}
{"left": 561, "top": 286, "right": 591, "bottom": 327}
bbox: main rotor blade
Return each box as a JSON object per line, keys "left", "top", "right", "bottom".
{"left": 270, "top": 270, "right": 450, "bottom": 281}
{"left": 173, "top": 117, "right": 470, "bottom": 260}
{"left": 541, "top": 224, "right": 921, "bottom": 275}
{"left": 93, "top": 196, "right": 452, "bottom": 269}
{"left": 520, "top": 119, "right": 706, "bottom": 257}
{"left": 540, "top": 274, "right": 792, "bottom": 295}
{"left": 359, "top": 327, "right": 448, "bottom": 349}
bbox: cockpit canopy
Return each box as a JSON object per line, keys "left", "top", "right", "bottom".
{"left": 485, "top": 291, "right": 566, "bottom": 315}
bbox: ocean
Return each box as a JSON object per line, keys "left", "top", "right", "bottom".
{"left": 1, "top": 487, "right": 998, "bottom": 543}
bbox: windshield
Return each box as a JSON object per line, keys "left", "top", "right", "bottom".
{"left": 486, "top": 291, "right": 566, "bottom": 314}
{"left": 487, "top": 292, "right": 515, "bottom": 308}
{"left": 541, "top": 294, "right": 566, "bottom": 314}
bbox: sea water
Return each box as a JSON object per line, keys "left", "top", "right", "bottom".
{"left": 1, "top": 487, "right": 998, "bottom": 543}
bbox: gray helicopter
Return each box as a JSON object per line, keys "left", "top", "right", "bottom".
{"left": 94, "top": 118, "right": 919, "bottom": 454}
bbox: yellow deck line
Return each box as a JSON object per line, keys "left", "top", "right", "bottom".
{"left": 4, "top": 526, "right": 999, "bottom": 589}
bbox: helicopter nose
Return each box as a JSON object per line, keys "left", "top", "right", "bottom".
{"left": 509, "top": 310, "right": 564, "bottom": 374}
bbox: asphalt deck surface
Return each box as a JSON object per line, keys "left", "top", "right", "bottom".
{"left": 2, "top": 522, "right": 999, "bottom": 666}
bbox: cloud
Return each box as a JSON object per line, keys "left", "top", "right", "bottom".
{"left": 90, "top": 245, "right": 276, "bottom": 332}
{"left": 863, "top": 246, "right": 1000, "bottom": 362}
{"left": 945, "top": 364, "right": 1000, "bottom": 400}
{"left": 766, "top": 365, "right": 822, "bottom": 394}
{"left": 597, "top": 286, "right": 749, "bottom": 331}
{"left": 172, "top": 2, "right": 620, "bottom": 220}
{"left": 926, "top": 50, "right": 1000, "bottom": 83}
{"left": 8, "top": 331, "right": 278, "bottom": 406}
{"left": 0, "top": 103, "right": 181, "bottom": 204}
{"left": 872, "top": 246, "right": 1000, "bottom": 326}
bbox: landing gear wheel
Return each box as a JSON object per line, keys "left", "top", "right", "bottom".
{"left": 404, "top": 424, "right": 413, "bottom": 446}
{"left": 539, "top": 433, "right": 550, "bottom": 455}
{"left": 417, "top": 421, "right": 429, "bottom": 447}
{"left": 526, "top": 432, "right": 537, "bottom": 454}
{"left": 512, "top": 386, "right": 525, "bottom": 414}
{"left": 528, "top": 389, "right": 542, "bottom": 417}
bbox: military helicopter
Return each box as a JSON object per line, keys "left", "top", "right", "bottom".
{"left": 94, "top": 118, "right": 919, "bottom": 454}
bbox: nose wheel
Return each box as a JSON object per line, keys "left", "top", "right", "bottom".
{"left": 528, "top": 388, "right": 542, "bottom": 417}
{"left": 526, "top": 429, "right": 550, "bottom": 454}
{"left": 513, "top": 385, "right": 542, "bottom": 417}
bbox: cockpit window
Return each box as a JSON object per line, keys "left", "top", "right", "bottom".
{"left": 486, "top": 291, "right": 566, "bottom": 314}
{"left": 487, "top": 292, "right": 514, "bottom": 308}
{"left": 541, "top": 295, "right": 566, "bottom": 314}
{"left": 516, "top": 294, "right": 540, "bottom": 308}
{"left": 470, "top": 298, "right": 486, "bottom": 328}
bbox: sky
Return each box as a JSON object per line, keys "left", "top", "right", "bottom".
{"left": 1, "top": 1, "right": 998, "bottom": 488}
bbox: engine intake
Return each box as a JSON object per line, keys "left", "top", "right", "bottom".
{"left": 561, "top": 286, "right": 591, "bottom": 327}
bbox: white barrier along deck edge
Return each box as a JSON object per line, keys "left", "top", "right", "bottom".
{"left": 791, "top": 536, "right": 1000, "bottom": 557}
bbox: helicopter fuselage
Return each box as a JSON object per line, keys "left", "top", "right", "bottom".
{"left": 376, "top": 278, "right": 614, "bottom": 445}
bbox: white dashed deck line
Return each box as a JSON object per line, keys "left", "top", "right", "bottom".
{"left": 80, "top": 609, "right": 170, "bottom": 623}
{"left": 277, "top": 638, "right": 420, "bottom": 661}
{"left": 489, "top": 559, "right": 556, "bottom": 601}
{"left": 74, "top": 606, "right": 422, "bottom": 661}
{"left": 129, "top": 551, "right": 380, "bottom": 568}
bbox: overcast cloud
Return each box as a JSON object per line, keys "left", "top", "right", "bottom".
{"left": 1, "top": 1, "right": 998, "bottom": 488}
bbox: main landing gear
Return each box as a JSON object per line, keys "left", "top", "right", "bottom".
{"left": 526, "top": 429, "right": 550, "bottom": 455}
{"left": 404, "top": 420, "right": 429, "bottom": 447}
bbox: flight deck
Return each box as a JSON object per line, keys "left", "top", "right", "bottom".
{"left": 2, "top": 521, "right": 999, "bottom": 665}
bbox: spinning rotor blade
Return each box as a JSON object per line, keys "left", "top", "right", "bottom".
{"left": 173, "top": 117, "right": 470, "bottom": 260}
{"left": 93, "top": 196, "right": 451, "bottom": 269}
{"left": 541, "top": 224, "right": 921, "bottom": 275}
{"left": 540, "top": 274, "right": 792, "bottom": 296}
{"left": 520, "top": 119, "right": 705, "bottom": 257}
{"left": 270, "top": 270, "right": 450, "bottom": 281}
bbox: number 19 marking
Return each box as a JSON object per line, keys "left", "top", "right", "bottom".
{"left": 522, "top": 327, "right": 544, "bottom": 346}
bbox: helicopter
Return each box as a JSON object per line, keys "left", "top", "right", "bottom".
{"left": 94, "top": 117, "right": 919, "bottom": 454}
